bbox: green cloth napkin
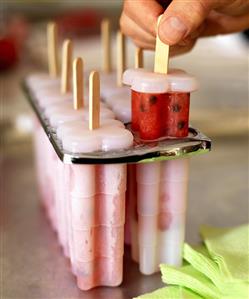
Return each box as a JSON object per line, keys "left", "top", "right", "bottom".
{"left": 135, "top": 286, "right": 203, "bottom": 299}
{"left": 160, "top": 264, "right": 221, "bottom": 299}
{"left": 135, "top": 224, "right": 249, "bottom": 299}
{"left": 160, "top": 262, "right": 249, "bottom": 299}
{"left": 200, "top": 224, "right": 249, "bottom": 282}
{"left": 183, "top": 244, "right": 249, "bottom": 298}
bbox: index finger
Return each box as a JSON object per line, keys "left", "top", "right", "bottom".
{"left": 123, "top": 0, "right": 165, "bottom": 36}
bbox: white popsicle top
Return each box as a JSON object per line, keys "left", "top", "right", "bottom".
{"left": 36, "top": 92, "right": 73, "bottom": 108}
{"left": 49, "top": 106, "right": 115, "bottom": 128}
{"left": 100, "top": 71, "right": 130, "bottom": 99}
{"left": 34, "top": 88, "right": 88, "bottom": 109}
{"left": 26, "top": 73, "right": 60, "bottom": 91}
{"left": 107, "top": 93, "right": 131, "bottom": 124}
{"left": 62, "top": 120, "right": 133, "bottom": 153}
{"left": 57, "top": 118, "right": 124, "bottom": 140}
{"left": 44, "top": 99, "right": 107, "bottom": 118}
{"left": 123, "top": 68, "right": 198, "bottom": 93}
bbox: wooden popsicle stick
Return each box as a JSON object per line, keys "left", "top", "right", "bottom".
{"left": 61, "top": 39, "right": 72, "bottom": 94}
{"left": 116, "top": 31, "right": 126, "bottom": 87}
{"left": 89, "top": 71, "right": 100, "bottom": 130}
{"left": 101, "top": 18, "right": 112, "bottom": 73}
{"left": 154, "top": 15, "right": 169, "bottom": 74}
{"left": 47, "top": 22, "right": 59, "bottom": 77}
{"left": 135, "top": 47, "right": 143, "bottom": 68}
{"left": 73, "top": 58, "right": 84, "bottom": 110}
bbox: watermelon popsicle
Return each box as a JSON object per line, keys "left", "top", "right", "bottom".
{"left": 61, "top": 70, "right": 133, "bottom": 290}
{"left": 123, "top": 68, "right": 198, "bottom": 140}
{"left": 123, "top": 15, "right": 197, "bottom": 140}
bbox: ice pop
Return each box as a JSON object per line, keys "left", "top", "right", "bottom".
{"left": 54, "top": 58, "right": 120, "bottom": 257}
{"left": 60, "top": 71, "right": 133, "bottom": 289}
{"left": 123, "top": 68, "right": 198, "bottom": 140}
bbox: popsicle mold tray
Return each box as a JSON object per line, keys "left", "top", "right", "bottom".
{"left": 23, "top": 81, "right": 211, "bottom": 164}
{"left": 23, "top": 78, "right": 212, "bottom": 290}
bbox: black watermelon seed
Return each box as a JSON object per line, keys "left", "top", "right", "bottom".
{"left": 177, "top": 121, "right": 185, "bottom": 129}
{"left": 172, "top": 104, "right": 181, "bottom": 112}
{"left": 149, "top": 95, "right": 157, "bottom": 105}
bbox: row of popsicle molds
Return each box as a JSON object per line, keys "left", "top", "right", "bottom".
{"left": 27, "top": 66, "right": 199, "bottom": 288}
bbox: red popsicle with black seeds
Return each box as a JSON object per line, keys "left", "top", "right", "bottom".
{"left": 165, "top": 93, "right": 190, "bottom": 138}
{"left": 123, "top": 68, "right": 198, "bottom": 140}
{"left": 131, "top": 90, "right": 190, "bottom": 140}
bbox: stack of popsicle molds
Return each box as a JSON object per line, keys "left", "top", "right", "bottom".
{"left": 122, "top": 19, "right": 200, "bottom": 275}
{"left": 123, "top": 68, "right": 197, "bottom": 274}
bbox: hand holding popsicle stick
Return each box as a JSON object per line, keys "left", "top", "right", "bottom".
{"left": 120, "top": 0, "right": 249, "bottom": 56}
{"left": 47, "top": 22, "right": 59, "bottom": 77}
{"left": 154, "top": 15, "right": 169, "bottom": 74}
{"left": 61, "top": 39, "right": 72, "bottom": 94}
{"left": 73, "top": 57, "right": 84, "bottom": 110}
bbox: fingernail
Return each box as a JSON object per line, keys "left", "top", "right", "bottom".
{"left": 160, "top": 17, "right": 187, "bottom": 44}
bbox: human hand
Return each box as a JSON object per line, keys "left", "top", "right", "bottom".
{"left": 120, "top": 0, "right": 249, "bottom": 55}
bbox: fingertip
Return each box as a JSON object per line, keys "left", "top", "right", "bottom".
{"left": 158, "top": 15, "right": 188, "bottom": 45}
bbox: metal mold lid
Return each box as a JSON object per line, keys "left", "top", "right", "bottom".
{"left": 23, "top": 81, "right": 211, "bottom": 164}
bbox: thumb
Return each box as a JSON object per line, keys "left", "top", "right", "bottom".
{"left": 158, "top": 0, "right": 215, "bottom": 45}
